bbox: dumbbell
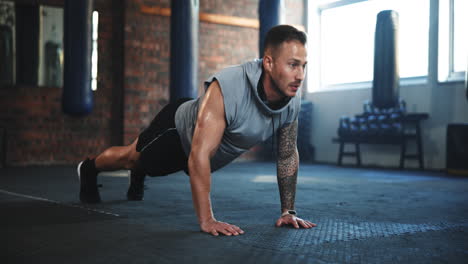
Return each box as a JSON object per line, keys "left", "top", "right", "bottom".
{"left": 367, "top": 115, "right": 379, "bottom": 136}
{"left": 349, "top": 117, "right": 360, "bottom": 137}
{"left": 338, "top": 116, "right": 351, "bottom": 138}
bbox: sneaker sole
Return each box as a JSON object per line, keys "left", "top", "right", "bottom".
{"left": 77, "top": 161, "right": 84, "bottom": 183}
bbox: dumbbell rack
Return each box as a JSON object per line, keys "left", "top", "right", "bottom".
{"left": 333, "top": 113, "right": 429, "bottom": 169}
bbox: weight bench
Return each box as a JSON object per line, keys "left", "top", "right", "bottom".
{"left": 332, "top": 113, "right": 429, "bottom": 169}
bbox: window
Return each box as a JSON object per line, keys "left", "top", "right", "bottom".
{"left": 38, "top": 5, "right": 64, "bottom": 87}
{"left": 438, "top": 0, "right": 467, "bottom": 82}
{"left": 1, "top": 2, "right": 67, "bottom": 87}
{"left": 308, "top": 0, "right": 429, "bottom": 91}
{"left": 0, "top": 1, "right": 15, "bottom": 86}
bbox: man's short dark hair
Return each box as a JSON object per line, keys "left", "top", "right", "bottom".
{"left": 263, "top": 25, "right": 307, "bottom": 56}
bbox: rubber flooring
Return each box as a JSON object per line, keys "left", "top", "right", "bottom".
{"left": 1, "top": 162, "right": 467, "bottom": 263}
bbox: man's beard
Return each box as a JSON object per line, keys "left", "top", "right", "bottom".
{"left": 269, "top": 75, "right": 289, "bottom": 99}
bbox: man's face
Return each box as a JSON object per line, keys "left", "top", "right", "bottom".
{"left": 267, "top": 40, "right": 307, "bottom": 98}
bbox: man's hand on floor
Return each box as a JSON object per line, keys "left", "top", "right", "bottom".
{"left": 275, "top": 215, "right": 317, "bottom": 229}
{"left": 200, "top": 219, "right": 245, "bottom": 236}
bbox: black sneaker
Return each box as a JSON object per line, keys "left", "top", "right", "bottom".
{"left": 127, "top": 169, "right": 145, "bottom": 201}
{"left": 77, "top": 158, "right": 101, "bottom": 203}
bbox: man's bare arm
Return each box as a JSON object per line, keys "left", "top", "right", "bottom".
{"left": 275, "top": 120, "right": 316, "bottom": 229}
{"left": 188, "top": 80, "right": 244, "bottom": 236}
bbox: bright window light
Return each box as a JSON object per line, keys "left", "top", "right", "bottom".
{"left": 314, "top": 0, "right": 429, "bottom": 89}
{"left": 438, "top": 0, "right": 449, "bottom": 81}
{"left": 453, "top": 0, "right": 467, "bottom": 73}
{"left": 438, "top": 0, "right": 467, "bottom": 81}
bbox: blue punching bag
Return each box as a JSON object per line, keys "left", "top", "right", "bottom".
{"left": 372, "top": 10, "right": 399, "bottom": 109}
{"left": 62, "top": 0, "right": 94, "bottom": 116}
{"left": 170, "top": 0, "right": 199, "bottom": 103}
{"left": 259, "top": 0, "right": 282, "bottom": 56}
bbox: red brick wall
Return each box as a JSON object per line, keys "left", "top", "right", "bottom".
{"left": 0, "top": 0, "right": 306, "bottom": 166}
{"left": 198, "top": 0, "right": 259, "bottom": 93}
{"left": 122, "top": 0, "right": 171, "bottom": 144}
{"left": 0, "top": 0, "right": 124, "bottom": 166}
{"left": 284, "top": 0, "right": 304, "bottom": 26}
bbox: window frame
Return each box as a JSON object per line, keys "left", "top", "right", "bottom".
{"left": 440, "top": 0, "right": 466, "bottom": 83}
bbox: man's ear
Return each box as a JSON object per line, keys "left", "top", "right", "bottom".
{"left": 263, "top": 54, "right": 274, "bottom": 72}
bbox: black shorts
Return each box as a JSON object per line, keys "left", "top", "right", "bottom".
{"left": 136, "top": 98, "right": 192, "bottom": 176}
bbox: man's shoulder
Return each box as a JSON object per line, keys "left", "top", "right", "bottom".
{"left": 219, "top": 59, "right": 261, "bottom": 76}
{"left": 217, "top": 64, "right": 244, "bottom": 79}
{"left": 208, "top": 60, "right": 259, "bottom": 89}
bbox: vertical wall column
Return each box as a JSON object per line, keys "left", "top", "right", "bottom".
{"left": 170, "top": 0, "right": 199, "bottom": 103}
{"left": 258, "top": 0, "right": 283, "bottom": 56}
{"left": 62, "top": 0, "right": 94, "bottom": 116}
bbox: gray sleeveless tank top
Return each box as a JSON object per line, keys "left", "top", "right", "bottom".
{"left": 175, "top": 59, "right": 301, "bottom": 172}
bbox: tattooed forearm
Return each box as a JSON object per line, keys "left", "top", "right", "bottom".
{"left": 277, "top": 121, "right": 299, "bottom": 211}
{"left": 277, "top": 157, "right": 298, "bottom": 210}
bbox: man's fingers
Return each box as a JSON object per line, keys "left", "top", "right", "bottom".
{"left": 302, "top": 220, "right": 317, "bottom": 227}
{"left": 226, "top": 226, "right": 239, "bottom": 235}
{"left": 222, "top": 229, "right": 232, "bottom": 236}
{"left": 300, "top": 219, "right": 311, "bottom": 228}
{"left": 275, "top": 217, "right": 318, "bottom": 229}
{"left": 202, "top": 221, "right": 244, "bottom": 236}
{"left": 227, "top": 224, "right": 244, "bottom": 234}
{"left": 297, "top": 219, "right": 307, "bottom": 228}
{"left": 293, "top": 220, "right": 300, "bottom": 229}
{"left": 299, "top": 219, "right": 312, "bottom": 228}
{"left": 220, "top": 223, "right": 244, "bottom": 236}
{"left": 233, "top": 225, "right": 245, "bottom": 234}
{"left": 276, "top": 218, "right": 284, "bottom": 227}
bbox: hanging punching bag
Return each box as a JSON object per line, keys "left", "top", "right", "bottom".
{"left": 169, "top": 0, "right": 199, "bottom": 103}
{"left": 372, "top": 10, "right": 399, "bottom": 109}
{"left": 259, "top": 0, "right": 282, "bottom": 57}
{"left": 62, "top": 0, "right": 94, "bottom": 116}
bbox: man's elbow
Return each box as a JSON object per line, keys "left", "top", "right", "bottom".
{"left": 188, "top": 150, "right": 209, "bottom": 174}
{"left": 188, "top": 152, "right": 199, "bottom": 173}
